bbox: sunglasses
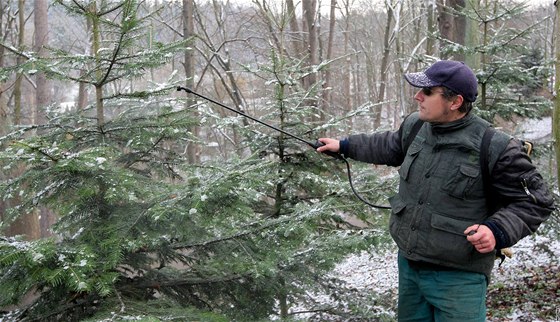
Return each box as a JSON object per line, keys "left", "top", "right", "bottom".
{"left": 421, "top": 87, "right": 441, "bottom": 96}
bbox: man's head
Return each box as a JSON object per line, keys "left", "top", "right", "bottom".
{"left": 404, "top": 60, "right": 478, "bottom": 123}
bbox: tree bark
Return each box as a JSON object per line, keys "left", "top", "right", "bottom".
{"left": 77, "top": 14, "right": 93, "bottom": 112}
{"left": 342, "top": 2, "right": 352, "bottom": 127}
{"left": 89, "top": 1, "right": 105, "bottom": 127}
{"left": 375, "top": 1, "right": 394, "bottom": 128}
{"left": 437, "top": 0, "right": 466, "bottom": 61}
{"left": 34, "top": 0, "right": 55, "bottom": 238}
{"left": 14, "top": 0, "right": 24, "bottom": 125}
{"left": 4, "top": 0, "right": 42, "bottom": 240}
{"left": 320, "top": 0, "right": 336, "bottom": 117}
{"left": 183, "top": 0, "right": 200, "bottom": 163}
{"left": 0, "top": 1, "right": 10, "bottom": 129}
{"left": 426, "top": 1, "right": 437, "bottom": 57}
{"left": 464, "top": 0, "right": 480, "bottom": 69}
{"left": 553, "top": 0, "right": 560, "bottom": 188}
{"left": 34, "top": 0, "right": 50, "bottom": 125}
{"left": 286, "top": 0, "right": 303, "bottom": 57}
{"left": 302, "top": 0, "right": 319, "bottom": 119}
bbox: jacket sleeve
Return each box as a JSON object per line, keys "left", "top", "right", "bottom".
{"left": 339, "top": 114, "right": 417, "bottom": 166}
{"left": 341, "top": 129, "right": 405, "bottom": 166}
{"left": 485, "top": 139, "right": 555, "bottom": 248}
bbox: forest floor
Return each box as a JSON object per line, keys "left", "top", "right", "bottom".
{"left": 320, "top": 220, "right": 560, "bottom": 322}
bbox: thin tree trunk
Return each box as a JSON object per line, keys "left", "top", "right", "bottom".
{"left": 426, "top": 1, "right": 437, "bottom": 56}
{"left": 5, "top": 0, "right": 42, "bottom": 240}
{"left": 34, "top": 0, "right": 50, "bottom": 125}
{"left": 464, "top": 0, "right": 480, "bottom": 69}
{"left": 479, "top": 0, "right": 489, "bottom": 110}
{"left": 14, "top": 0, "right": 24, "bottom": 125}
{"left": 0, "top": 1, "right": 9, "bottom": 129}
{"left": 183, "top": 0, "right": 199, "bottom": 163}
{"left": 286, "top": 0, "right": 303, "bottom": 58}
{"left": 437, "top": 0, "right": 466, "bottom": 61}
{"left": 34, "top": 0, "right": 54, "bottom": 238}
{"left": 343, "top": 5, "right": 351, "bottom": 127}
{"left": 77, "top": 13, "right": 93, "bottom": 112}
{"left": 375, "top": 0, "right": 394, "bottom": 128}
{"left": 90, "top": 2, "right": 105, "bottom": 127}
{"left": 320, "top": 0, "right": 336, "bottom": 120}
{"left": 0, "top": 2, "right": 11, "bottom": 235}
{"left": 553, "top": 0, "right": 559, "bottom": 188}
{"left": 302, "top": 0, "right": 319, "bottom": 120}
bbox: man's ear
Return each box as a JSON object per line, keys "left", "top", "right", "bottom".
{"left": 450, "top": 95, "right": 464, "bottom": 111}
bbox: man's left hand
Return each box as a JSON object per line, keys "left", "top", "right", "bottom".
{"left": 464, "top": 225, "right": 496, "bottom": 254}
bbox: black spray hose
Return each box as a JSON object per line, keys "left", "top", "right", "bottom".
{"left": 343, "top": 159, "right": 391, "bottom": 209}
{"left": 177, "top": 86, "right": 391, "bottom": 210}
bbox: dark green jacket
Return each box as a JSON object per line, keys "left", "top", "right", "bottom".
{"left": 340, "top": 112, "right": 554, "bottom": 280}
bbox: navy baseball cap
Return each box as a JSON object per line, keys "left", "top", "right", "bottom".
{"left": 404, "top": 60, "right": 478, "bottom": 102}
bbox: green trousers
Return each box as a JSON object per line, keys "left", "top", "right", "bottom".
{"left": 397, "top": 253, "right": 487, "bottom": 322}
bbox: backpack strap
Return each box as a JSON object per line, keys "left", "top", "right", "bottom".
{"left": 480, "top": 126, "right": 513, "bottom": 266}
{"left": 480, "top": 127, "right": 514, "bottom": 193}
{"left": 480, "top": 126, "right": 496, "bottom": 196}
{"left": 401, "top": 114, "right": 424, "bottom": 155}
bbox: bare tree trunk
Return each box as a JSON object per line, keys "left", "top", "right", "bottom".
{"left": 0, "top": 4, "right": 8, "bottom": 129}
{"left": 342, "top": 2, "right": 352, "bottom": 128}
{"left": 77, "top": 14, "right": 93, "bottom": 112}
{"left": 437, "top": 0, "right": 466, "bottom": 61}
{"left": 183, "top": 0, "right": 200, "bottom": 163}
{"left": 0, "top": 1, "right": 10, "bottom": 235}
{"left": 89, "top": 2, "right": 105, "bottom": 127}
{"left": 286, "top": 0, "right": 303, "bottom": 57}
{"left": 426, "top": 0, "right": 437, "bottom": 57}
{"left": 553, "top": 0, "right": 560, "bottom": 189}
{"left": 375, "top": 0, "right": 396, "bottom": 128}
{"left": 302, "top": 0, "right": 319, "bottom": 119}
{"left": 320, "top": 0, "right": 336, "bottom": 118}
{"left": 34, "top": 0, "right": 50, "bottom": 125}
{"left": 464, "top": 0, "right": 480, "bottom": 69}
{"left": 4, "top": 0, "right": 42, "bottom": 240}
{"left": 14, "top": 0, "right": 24, "bottom": 125}
{"left": 34, "top": 0, "right": 54, "bottom": 238}
{"left": 479, "top": 0, "right": 490, "bottom": 110}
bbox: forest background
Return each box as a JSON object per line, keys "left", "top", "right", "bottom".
{"left": 0, "top": 0, "right": 558, "bottom": 321}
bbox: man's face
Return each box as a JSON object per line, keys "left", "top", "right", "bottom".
{"left": 414, "top": 87, "right": 462, "bottom": 123}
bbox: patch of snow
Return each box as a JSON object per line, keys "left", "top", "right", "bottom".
{"left": 297, "top": 226, "right": 558, "bottom": 321}
{"left": 331, "top": 248, "right": 398, "bottom": 295}
{"left": 517, "top": 117, "right": 552, "bottom": 142}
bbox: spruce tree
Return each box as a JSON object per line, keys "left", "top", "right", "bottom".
{"left": 0, "top": 1, "right": 394, "bottom": 321}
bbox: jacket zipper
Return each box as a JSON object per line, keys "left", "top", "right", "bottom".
{"left": 521, "top": 178, "right": 537, "bottom": 203}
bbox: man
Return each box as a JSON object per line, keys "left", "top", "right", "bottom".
{"left": 317, "top": 60, "right": 554, "bottom": 321}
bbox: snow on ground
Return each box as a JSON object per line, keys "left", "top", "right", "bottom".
{"left": 517, "top": 117, "right": 552, "bottom": 142}
{"left": 301, "top": 226, "right": 559, "bottom": 321}
{"left": 331, "top": 247, "right": 398, "bottom": 300}
{"left": 491, "top": 232, "right": 560, "bottom": 283}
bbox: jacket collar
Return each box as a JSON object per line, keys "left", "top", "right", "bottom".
{"left": 430, "top": 113, "right": 474, "bottom": 134}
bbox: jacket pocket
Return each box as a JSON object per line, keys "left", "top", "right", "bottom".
{"left": 389, "top": 195, "right": 409, "bottom": 249}
{"left": 398, "top": 141, "right": 423, "bottom": 182}
{"left": 441, "top": 163, "right": 481, "bottom": 199}
{"left": 427, "top": 212, "right": 474, "bottom": 265}
{"left": 521, "top": 172, "right": 554, "bottom": 207}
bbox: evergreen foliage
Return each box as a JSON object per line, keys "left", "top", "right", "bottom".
{"left": 0, "top": 1, "right": 393, "bottom": 321}
{"left": 440, "top": 1, "right": 553, "bottom": 121}
{"left": 0, "top": 54, "right": 393, "bottom": 322}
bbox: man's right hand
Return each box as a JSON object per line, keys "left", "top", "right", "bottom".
{"left": 316, "top": 138, "right": 341, "bottom": 153}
